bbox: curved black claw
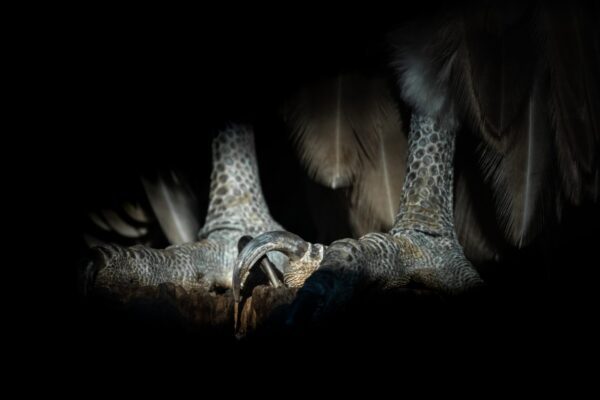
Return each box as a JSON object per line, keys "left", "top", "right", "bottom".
{"left": 233, "top": 231, "right": 325, "bottom": 302}
{"left": 236, "top": 235, "right": 284, "bottom": 290}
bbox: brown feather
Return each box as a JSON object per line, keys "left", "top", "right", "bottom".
{"left": 348, "top": 87, "right": 407, "bottom": 236}
{"left": 285, "top": 74, "right": 382, "bottom": 189}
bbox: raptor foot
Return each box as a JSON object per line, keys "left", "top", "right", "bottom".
{"left": 235, "top": 230, "right": 483, "bottom": 327}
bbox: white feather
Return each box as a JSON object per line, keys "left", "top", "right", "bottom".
{"left": 142, "top": 172, "right": 200, "bottom": 245}
{"left": 100, "top": 209, "right": 146, "bottom": 238}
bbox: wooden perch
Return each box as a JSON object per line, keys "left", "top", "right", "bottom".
{"left": 89, "top": 283, "right": 299, "bottom": 336}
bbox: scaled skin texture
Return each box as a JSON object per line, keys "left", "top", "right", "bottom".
{"left": 84, "top": 125, "right": 286, "bottom": 293}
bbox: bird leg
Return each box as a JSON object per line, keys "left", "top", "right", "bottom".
{"left": 234, "top": 113, "right": 482, "bottom": 323}
{"left": 80, "top": 125, "right": 287, "bottom": 295}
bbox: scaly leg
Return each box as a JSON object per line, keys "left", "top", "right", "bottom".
{"left": 81, "top": 124, "right": 287, "bottom": 295}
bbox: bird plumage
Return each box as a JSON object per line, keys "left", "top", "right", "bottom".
{"left": 541, "top": 2, "right": 600, "bottom": 204}
{"left": 390, "top": 1, "right": 599, "bottom": 249}
{"left": 348, "top": 82, "right": 407, "bottom": 235}
{"left": 285, "top": 74, "right": 408, "bottom": 236}
{"left": 285, "top": 74, "right": 385, "bottom": 189}
{"left": 141, "top": 170, "right": 201, "bottom": 245}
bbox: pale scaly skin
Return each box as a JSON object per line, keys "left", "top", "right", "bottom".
{"left": 83, "top": 125, "right": 283, "bottom": 293}
{"left": 235, "top": 113, "right": 483, "bottom": 321}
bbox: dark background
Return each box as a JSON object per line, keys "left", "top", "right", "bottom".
{"left": 42, "top": 2, "right": 599, "bottom": 373}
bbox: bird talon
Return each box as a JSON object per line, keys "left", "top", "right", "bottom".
{"left": 233, "top": 231, "right": 325, "bottom": 302}
{"left": 237, "top": 235, "right": 284, "bottom": 288}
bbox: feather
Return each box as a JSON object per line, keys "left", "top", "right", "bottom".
{"left": 83, "top": 233, "right": 108, "bottom": 248}
{"left": 123, "top": 201, "right": 151, "bottom": 223}
{"left": 540, "top": 2, "right": 600, "bottom": 204}
{"left": 89, "top": 211, "right": 111, "bottom": 232}
{"left": 390, "top": 14, "right": 460, "bottom": 128}
{"left": 100, "top": 208, "right": 147, "bottom": 238}
{"left": 285, "top": 74, "right": 382, "bottom": 189}
{"left": 453, "top": 128, "right": 505, "bottom": 264}
{"left": 348, "top": 87, "right": 407, "bottom": 236}
{"left": 479, "top": 74, "right": 555, "bottom": 247}
{"left": 454, "top": 169, "right": 500, "bottom": 264}
{"left": 86, "top": 202, "right": 161, "bottom": 248}
{"left": 141, "top": 170, "right": 200, "bottom": 245}
{"left": 450, "top": 2, "right": 537, "bottom": 152}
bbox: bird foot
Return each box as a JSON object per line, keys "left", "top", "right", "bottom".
{"left": 80, "top": 229, "right": 293, "bottom": 303}
{"left": 79, "top": 125, "right": 289, "bottom": 299}
{"left": 80, "top": 230, "right": 245, "bottom": 298}
{"left": 234, "top": 229, "right": 483, "bottom": 326}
